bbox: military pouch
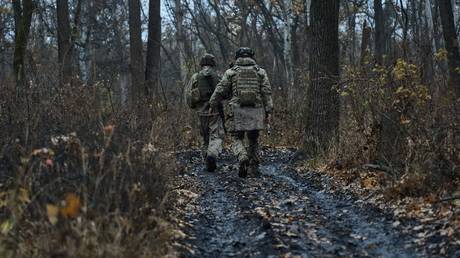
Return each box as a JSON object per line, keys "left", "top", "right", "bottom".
{"left": 191, "top": 88, "right": 201, "bottom": 106}
{"left": 233, "top": 106, "right": 265, "bottom": 131}
{"left": 239, "top": 90, "right": 257, "bottom": 107}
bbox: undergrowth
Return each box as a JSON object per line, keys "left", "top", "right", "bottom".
{"left": 0, "top": 78, "right": 190, "bottom": 257}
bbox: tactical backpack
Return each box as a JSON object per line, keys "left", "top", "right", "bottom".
{"left": 190, "top": 69, "right": 217, "bottom": 108}
{"left": 231, "top": 65, "right": 266, "bottom": 131}
{"left": 235, "top": 65, "right": 261, "bottom": 107}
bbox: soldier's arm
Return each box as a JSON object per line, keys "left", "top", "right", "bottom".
{"left": 209, "top": 70, "right": 232, "bottom": 108}
{"left": 260, "top": 69, "right": 274, "bottom": 114}
{"left": 184, "top": 74, "right": 197, "bottom": 108}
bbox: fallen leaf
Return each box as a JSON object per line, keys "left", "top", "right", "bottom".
{"left": 47, "top": 204, "right": 59, "bottom": 225}
{"left": 361, "top": 177, "right": 378, "bottom": 189}
{"left": 19, "top": 188, "right": 30, "bottom": 204}
{"left": 60, "top": 193, "right": 81, "bottom": 219}
{"left": 103, "top": 124, "right": 115, "bottom": 134}
{"left": 0, "top": 219, "right": 14, "bottom": 234}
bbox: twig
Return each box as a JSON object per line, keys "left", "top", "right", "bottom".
{"left": 362, "top": 163, "right": 392, "bottom": 173}
{"left": 435, "top": 196, "right": 460, "bottom": 203}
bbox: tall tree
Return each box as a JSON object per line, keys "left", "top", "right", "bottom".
{"left": 173, "top": 0, "right": 186, "bottom": 82}
{"left": 145, "top": 0, "right": 161, "bottom": 97}
{"left": 304, "top": 0, "right": 340, "bottom": 154}
{"left": 374, "top": 0, "right": 385, "bottom": 64}
{"left": 282, "top": 0, "right": 294, "bottom": 91}
{"left": 128, "top": 0, "right": 145, "bottom": 107}
{"left": 374, "top": 0, "right": 403, "bottom": 166}
{"left": 57, "top": 0, "right": 73, "bottom": 85}
{"left": 438, "top": 0, "right": 460, "bottom": 95}
{"left": 12, "top": 0, "right": 34, "bottom": 88}
{"left": 421, "top": 0, "right": 436, "bottom": 84}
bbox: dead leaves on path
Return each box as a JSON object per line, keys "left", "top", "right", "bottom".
{"left": 298, "top": 163, "right": 460, "bottom": 256}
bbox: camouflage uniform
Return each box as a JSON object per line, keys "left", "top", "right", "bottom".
{"left": 185, "top": 54, "right": 225, "bottom": 171}
{"left": 209, "top": 48, "right": 273, "bottom": 177}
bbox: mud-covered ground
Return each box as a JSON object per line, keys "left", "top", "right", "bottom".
{"left": 170, "top": 148, "right": 455, "bottom": 258}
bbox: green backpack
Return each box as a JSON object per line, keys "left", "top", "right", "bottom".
{"left": 190, "top": 69, "right": 217, "bottom": 108}
{"left": 235, "top": 65, "right": 261, "bottom": 107}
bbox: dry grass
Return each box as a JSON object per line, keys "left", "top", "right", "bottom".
{"left": 0, "top": 78, "right": 189, "bottom": 257}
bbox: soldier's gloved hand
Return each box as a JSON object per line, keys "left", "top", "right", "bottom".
{"left": 208, "top": 106, "right": 216, "bottom": 115}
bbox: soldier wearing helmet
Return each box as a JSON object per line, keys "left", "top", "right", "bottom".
{"left": 185, "top": 53, "right": 224, "bottom": 172}
{"left": 209, "top": 47, "right": 273, "bottom": 177}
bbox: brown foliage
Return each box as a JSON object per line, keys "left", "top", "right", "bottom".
{"left": 0, "top": 78, "right": 183, "bottom": 257}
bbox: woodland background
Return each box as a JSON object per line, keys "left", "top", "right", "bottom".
{"left": 0, "top": 0, "right": 459, "bottom": 256}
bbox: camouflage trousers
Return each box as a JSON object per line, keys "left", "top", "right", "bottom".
{"left": 198, "top": 112, "right": 224, "bottom": 159}
{"left": 231, "top": 130, "right": 260, "bottom": 166}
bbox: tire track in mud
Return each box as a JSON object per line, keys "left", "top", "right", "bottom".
{"left": 176, "top": 149, "right": 420, "bottom": 258}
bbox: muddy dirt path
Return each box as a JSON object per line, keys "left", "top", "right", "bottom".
{"left": 175, "top": 149, "right": 422, "bottom": 257}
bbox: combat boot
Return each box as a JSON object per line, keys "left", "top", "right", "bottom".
{"left": 206, "top": 155, "right": 217, "bottom": 172}
{"left": 248, "top": 164, "right": 260, "bottom": 177}
{"left": 238, "top": 158, "right": 249, "bottom": 178}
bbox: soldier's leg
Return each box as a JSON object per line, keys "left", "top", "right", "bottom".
{"left": 206, "top": 115, "right": 223, "bottom": 172}
{"left": 231, "top": 131, "right": 249, "bottom": 178}
{"left": 247, "top": 130, "right": 260, "bottom": 175}
{"left": 198, "top": 115, "right": 210, "bottom": 160}
{"left": 207, "top": 114, "right": 224, "bottom": 159}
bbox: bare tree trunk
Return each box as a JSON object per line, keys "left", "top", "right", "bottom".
{"left": 348, "top": 3, "right": 357, "bottom": 65}
{"left": 0, "top": 13, "right": 4, "bottom": 78}
{"left": 283, "top": 0, "right": 294, "bottom": 92}
{"left": 73, "top": 0, "right": 82, "bottom": 77}
{"left": 237, "top": 1, "right": 250, "bottom": 46}
{"left": 374, "top": 0, "right": 385, "bottom": 65}
{"left": 128, "top": 0, "right": 145, "bottom": 109}
{"left": 360, "top": 20, "right": 371, "bottom": 66}
{"left": 304, "top": 0, "right": 340, "bottom": 154}
{"left": 145, "top": 0, "right": 161, "bottom": 98}
{"left": 57, "top": 0, "right": 73, "bottom": 85}
{"left": 175, "top": 0, "right": 187, "bottom": 83}
{"left": 422, "top": 0, "right": 435, "bottom": 84}
{"left": 12, "top": 0, "right": 34, "bottom": 88}
{"left": 439, "top": 0, "right": 460, "bottom": 95}
{"left": 374, "top": 0, "right": 403, "bottom": 167}
{"left": 451, "top": 0, "right": 459, "bottom": 41}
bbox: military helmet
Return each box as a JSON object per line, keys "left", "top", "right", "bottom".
{"left": 200, "top": 53, "right": 216, "bottom": 67}
{"left": 235, "top": 47, "right": 255, "bottom": 59}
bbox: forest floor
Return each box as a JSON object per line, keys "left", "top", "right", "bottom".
{"left": 167, "top": 148, "right": 460, "bottom": 258}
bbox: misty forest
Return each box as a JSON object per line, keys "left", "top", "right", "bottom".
{"left": 0, "top": 0, "right": 459, "bottom": 257}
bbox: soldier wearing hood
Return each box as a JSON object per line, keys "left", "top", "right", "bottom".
{"left": 185, "top": 53, "right": 224, "bottom": 172}
{"left": 209, "top": 47, "right": 273, "bottom": 177}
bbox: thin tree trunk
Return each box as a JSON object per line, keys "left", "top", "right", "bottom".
{"left": 451, "top": 0, "right": 459, "bottom": 40}
{"left": 304, "top": 0, "right": 340, "bottom": 154}
{"left": 374, "top": 0, "right": 385, "bottom": 65}
{"left": 348, "top": 3, "right": 357, "bottom": 65}
{"left": 128, "top": 0, "right": 145, "bottom": 109}
{"left": 237, "top": 1, "right": 249, "bottom": 46}
{"left": 12, "top": 0, "right": 34, "bottom": 88}
{"left": 422, "top": 0, "right": 435, "bottom": 84}
{"left": 175, "top": 0, "right": 187, "bottom": 83}
{"left": 145, "top": 0, "right": 161, "bottom": 98}
{"left": 374, "top": 0, "right": 403, "bottom": 167}
{"left": 57, "top": 0, "right": 73, "bottom": 85}
{"left": 283, "top": 0, "right": 294, "bottom": 92}
{"left": 360, "top": 20, "right": 371, "bottom": 66}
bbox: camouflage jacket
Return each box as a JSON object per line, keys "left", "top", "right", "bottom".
{"left": 209, "top": 57, "right": 273, "bottom": 114}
